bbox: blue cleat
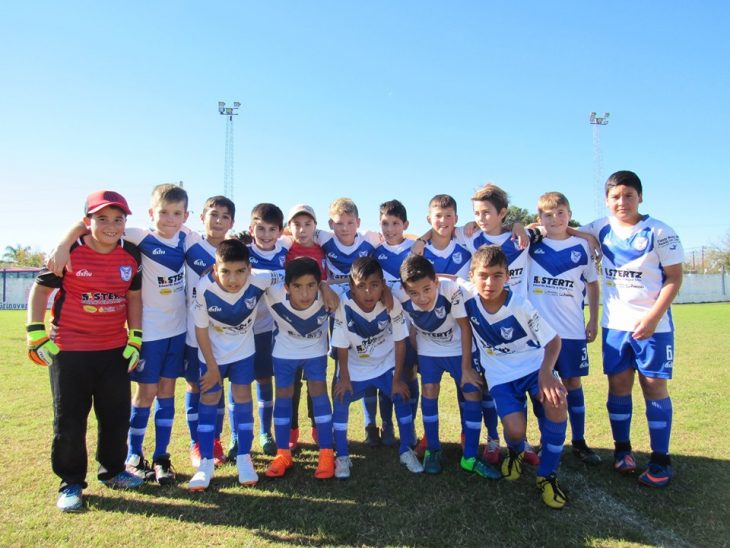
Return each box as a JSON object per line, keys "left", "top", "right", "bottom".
{"left": 423, "top": 448, "right": 443, "bottom": 475}
{"left": 56, "top": 484, "right": 83, "bottom": 512}
{"left": 102, "top": 470, "right": 144, "bottom": 489}
{"left": 638, "top": 462, "right": 673, "bottom": 488}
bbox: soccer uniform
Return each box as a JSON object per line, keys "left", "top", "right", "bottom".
{"left": 316, "top": 230, "right": 381, "bottom": 283}
{"left": 422, "top": 238, "right": 472, "bottom": 280}
{"left": 373, "top": 239, "right": 415, "bottom": 286}
{"left": 286, "top": 241, "right": 327, "bottom": 280}
{"left": 36, "top": 238, "right": 142, "bottom": 489}
{"left": 330, "top": 295, "right": 415, "bottom": 456}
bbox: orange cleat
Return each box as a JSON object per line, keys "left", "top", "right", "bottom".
{"left": 314, "top": 448, "right": 335, "bottom": 480}
{"left": 265, "top": 449, "right": 293, "bottom": 478}
{"left": 213, "top": 438, "right": 227, "bottom": 466}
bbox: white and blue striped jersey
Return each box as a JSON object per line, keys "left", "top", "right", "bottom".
{"left": 331, "top": 293, "right": 409, "bottom": 382}
{"left": 581, "top": 215, "right": 684, "bottom": 333}
{"left": 422, "top": 239, "right": 472, "bottom": 280}
{"left": 527, "top": 236, "right": 598, "bottom": 340}
{"left": 124, "top": 227, "right": 187, "bottom": 341}
{"left": 392, "top": 279, "right": 466, "bottom": 357}
{"left": 193, "top": 269, "right": 281, "bottom": 365}
{"left": 316, "top": 230, "right": 382, "bottom": 282}
{"left": 184, "top": 233, "right": 216, "bottom": 347}
{"left": 459, "top": 280, "right": 557, "bottom": 387}
{"left": 263, "top": 283, "right": 330, "bottom": 359}
{"left": 248, "top": 241, "right": 290, "bottom": 334}
{"left": 373, "top": 239, "right": 414, "bottom": 285}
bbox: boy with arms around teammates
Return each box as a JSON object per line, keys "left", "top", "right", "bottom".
{"left": 393, "top": 255, "right": 500, "bottom": 479}
{"left": 580, "top": 170, "right": 683, "bottom": 487}
{"left": 27, "top": 190, "right": 144, "bottom": 511}
{"left": 331, "top": 257, "right": 424, "bottom": 478}
{"left": 527, "top": 192, "right": 601, "bottom": 464}
{"left": 460, "top": 246, "right": 569, "bottom": 509}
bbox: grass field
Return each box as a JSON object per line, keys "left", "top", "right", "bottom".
{"left": 1, "top": 304, "right": 729, "bottom": 547}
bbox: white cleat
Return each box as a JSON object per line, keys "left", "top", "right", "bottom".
{"left": 399, "top": 448, "right": 424, "bottom": 473}
{"left": 189, "top": 458, "right": 215, "bottom": 491}
{"left": 334, "top": 456, "right": 352, "bottom": 480}
{"left": 237, "top": 454, "right": 258, "bottom": 486}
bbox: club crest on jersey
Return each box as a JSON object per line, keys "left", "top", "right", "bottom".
{"left": 245, "top": 297, "right": 257, "bottom": 310}
{"left": 359, "top": 250, "right": 369, "bottom": 257}
{"left": 571, "top": 251, "right": 581, "bottom": 263}
{"left": 317, "top": 315, "right": 328, "bottom": 325}
{"left": 633, "top": 237, "right": 649, "bottom": 251}
{"left": 119, "top": 266, "right": 132, "bottom": 281}
{"left": 500, "top": 326, "right": 514, "bottom": 340}
{"left": 453, "top": 252, "right": 463, "bottom": 265}
{"left": 279, "top": 256, "right": 286, "bottom": 267}
{"left": 378, "top": 320, "right": 389, "bottom": 330}
{"left": 435, "top": 306, "right": 446, "bottom": 319}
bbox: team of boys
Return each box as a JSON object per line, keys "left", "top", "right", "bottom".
{"left": 27, "top": 169, "right": 683, "bottom": 513}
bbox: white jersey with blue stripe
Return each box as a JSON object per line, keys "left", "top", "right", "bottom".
{"left": 193, "top": 269, "right": 280, "bottom": 365}
{"left": 184, "top": 233, "right": 216, "bottom": 346}
{"left": 373, "top": 239, "right": 414, "bottom": 285}
{"left": 316, "top": 230, "right": 381, "bottom": 282}
{"left": 263, "top": 283, "right": 330, "bottom": 359}
{"left": 331, "top": 293, "right": 409, "bottom": 382}
{"left": 581, "top": 215, "right": 684, "bottom": 333}
{"left": 392, "top": 279, "right": 466, "bottom": 357}
{"left": 423, "top": 239, "right": 472, "bottom": 280}
{"left": 124, "top": 227, "right": 187, "bottom": 341}
{"left": 527, "top": 236, "right": 598, "bottom": 340}
{"left": 248, "top": 241, "right": 289, "bottom": 334}
{"left": 458, "top": 280, "right": 557, "bottom": 387}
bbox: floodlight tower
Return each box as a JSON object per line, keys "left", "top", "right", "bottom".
{"left": 589, "top": 112, "right": 610, "bottom": 218}
{"left": 218, "top": 101, "right": 241, "bottom": 199}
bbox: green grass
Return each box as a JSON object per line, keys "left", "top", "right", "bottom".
{"left": 1, "top": 305, "right": 729, "bottom": 547}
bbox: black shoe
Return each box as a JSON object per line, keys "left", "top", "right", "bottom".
{"left": 365, "top": 425, "right": 381, "bottom": 448}
{"left": 572, "top": 441, "right": 602, "bottom": 466}
{"left": 152, "top": 454, "right": 176, "bottom": 485}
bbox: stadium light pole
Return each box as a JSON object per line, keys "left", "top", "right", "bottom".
{"left": 589, "top": 112, "right": 610, "bottom": 219}
{"left": 218, "top": 101, "right": 241, "bottom": 200}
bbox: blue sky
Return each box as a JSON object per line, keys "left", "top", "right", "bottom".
{"left": 2, "top": 1, "right": 728, "bottom": 256}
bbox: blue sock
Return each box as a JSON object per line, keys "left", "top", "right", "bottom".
{"left": 257, "top": 382, "right": 274, "bottom": 435}
{"left": 607, "top": 393, "right": 632, "bottom": 447}
{"left": 378, "top": 390, "right": 394, "bottom": 428}
{"left": 153, "top": 397, "right": 175, "bottom": 459}
{"left": 506, "top": 436, "right": 526, "bottom": 454}
{"left": 227, "top": 387, "right": 237, "bottom": 444}
{"left": 332, "top": 399, "right": 350, "bottom": 457}
{"left": 197, "top": 402, "right": 217, "bottom": 459}
{"left": 234, "top": 401, "right": 254, "bottom": 456}
{"left": 646, "top": 397, "right": 672, "bottom": 456}
{"left": 481, "top": 391, "right": 499, "bottom": 440}
{"left": 421, "top": 397, "right": 440, "bottom": 451}
{"left": 185, "top": 391, "right": 200, "bottom": 444}
{"left": 273, "top": 395, "right": 293, "bottom": 450}
{"left": 128, "top": 405, "right": 150, "bottom": 458}
{"left": 567, "top": 387, "right": 586, "bottom": 443}
{"left": 537, "top": 418, "right": 567, "bottom": 477}
{"left": 215, "top": 394, "right": 225, "bottom": 438}
{"left": 463, "top": 400, "right": 482, "bottom": 459}
{"left": 362, "top": 387, "right": 377, "bottom": 427}
{"left": 455, "top": 381, "right": 465, "bottom": 430}
{"left": 394, "top": 396, "right": 414, "bottom": 454}
{"left": 312, "top": 393, "right": 333, "bottom": 450}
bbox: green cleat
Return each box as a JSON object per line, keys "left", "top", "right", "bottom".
{"left": 460, "top": 456, "right": 501, "bottom": 480}
{"left": 423, "top": 448, "right": 443, "bottom": 475}
{"left": 260, "top": 433, "right": 277, "bottom": 456}
{"left": 501, "top": 449, "right": 524, "bottom": 481}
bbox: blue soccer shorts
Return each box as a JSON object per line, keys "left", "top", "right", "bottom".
{"left": 131, "top": 332, "right": 185, "bottom": 384}
{"left": 253, "top": 331, "right": 274, "bottom": 379}
{"left": 418, "top": 354, "right": 482, "bottom": 394}
{"left": 273, "top": 355, "right": 327, "bottom": 389}
{"left": 602, "top": 328, "right": 674, "bottom": 379}
{"left": 184, "top": 344, "right": 200, "bottom": 383}
{"left": 554, "top": 338, "right": 590, "bottom": 379}
{"left": 489, "top": 369, "right": 549, "bottom": 419}
{"left": 199, "top": 354, "right": 255, "bottom": 394}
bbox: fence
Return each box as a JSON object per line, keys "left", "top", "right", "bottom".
{"left": 676, "top": 270, "right": 729, "bottom": 304}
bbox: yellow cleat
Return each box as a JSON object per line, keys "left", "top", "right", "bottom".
{"left": 536, "top": 473, "right": 567, "bottom": 509}
{"left": 501, "top": 449, "right": 524, "bottom": 481}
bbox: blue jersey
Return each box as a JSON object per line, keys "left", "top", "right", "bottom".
{"left": 373, "top": 240, "right": 414, "bottom": 285}
{"left": 423, "top": 239, "right": 472, "bottom": 280}
{"left": 316, "top": 230, "right": 381, "bottom": 282}
{"left": 184, "top": 233, "right": 216, "bottom": 346}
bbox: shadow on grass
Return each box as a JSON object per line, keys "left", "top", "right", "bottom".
{"left": 86, "top": 441, "right": 730, "bottom": 547}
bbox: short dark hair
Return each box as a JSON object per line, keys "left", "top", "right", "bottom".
{"left": 349, "top": 256, "right": 384, "bottom": 283}
{"left": 470, "top": 245, "right": 508, "bottom": 272}
{"left": 215, "top": 238, "right": 250, "bottom": 264}
{"left": 379, "top": 199, "right": 408, "bottom": 223}
{"left": 285, "top": 257, "right": 322, "bottom": 285}
{"left": 251, "top": 203, "right": 284, "bottom": 229}
{"left": 400, "top": 254, "right": 436, "bottom": 286}
{"left": 605, "top": 170, "right": 642, "bottom": 196}
{"left": 152, "top": 183, "right": 188, "bottom": 210}
{"left": 203, "top": 195, "right": 236, "bottom": 220}
{"left": 429, "top": 194, "right": 457, "bottom": 213}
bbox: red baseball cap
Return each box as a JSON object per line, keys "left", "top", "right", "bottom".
{"left": 85, "top": 190, "right": 132, "bottom": 216}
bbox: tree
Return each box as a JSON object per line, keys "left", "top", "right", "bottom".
{"left": 2, "top": 244, "right": 46, "bottom": 267}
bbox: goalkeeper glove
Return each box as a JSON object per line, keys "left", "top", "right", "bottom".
{"left": 26, "top": 322, "right": 59, "bottom": 366}
{"left": 123, "top": 329, "right": 143, "bottom": 372}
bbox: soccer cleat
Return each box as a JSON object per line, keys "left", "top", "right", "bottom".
{"left": 501, "top": 449, "right": 524, "bottom": 481}
{"left": 213, "top": 438, "right": 227, "bottom": 466}
{"left": 638, "top": 462, "right": 673, "bottom": 488}
{"left": 102, "top": 470, "right": 144, "bottom": 489}
{"left": 365, "top": 425, "right": 381, "bottom": 448}
{"left": 536, "top": 473, "right": 568, "bottom": 509}
{"left": 190, "top": 442, "right": 202, "bottom": 468}
{"left": 414, "top": 436, "right": 428, "bottom": 460}
{"left": 265, "top": 450, "right": 294, "bottom": 478}
{"left": 399, "top": 449, "right": 424, "bottom": 474}
{"left": 334, "top": 456, "right": 352, "bottom": 479}
{"left": 237, "top": 454, "right": 259, "bottom": 486}
{"left": 460, "top": 456, "right": 501, "bottom": 480}
{"left": 614, "top": 452, "right": 637, "bottom": 474}
{"left": 422, "top": 449, "right": 443, "bottom": 475}
{"left": 289, "top": 428, "right": 300, "bottom": 451}
{"left": 152, "top": 454, "right": 176, "bottom": 485}
{"left": 56, "top": 484, "right": 83, "bottom": 512}
{"left": 482, "top": 437, "right": 501, "bottom": 465}
{"left": 380, "top": 423, "right": 396, "bottom": 447}
{"left": 311, "top": 426, "right": 319, "bottom": 446}
{"left": 260, "top": 433, "right": 277, "bottom": 456}
{"left": 523, "top": 443, "right": 540, "bottom": 466}
{"left": 572, "top": 441, "right": 602, "bottom": 466}
{"left": 314, "top": 448, "right": 335, "bottom": 480}
{"left": 227, "top": 440, "right": 238, "bottom": 463}
{"left": 189, "top": 458, "right": 215, "bottom": 491}
{"left": 125, "top": 454, "right": 154, "bottom": 482}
